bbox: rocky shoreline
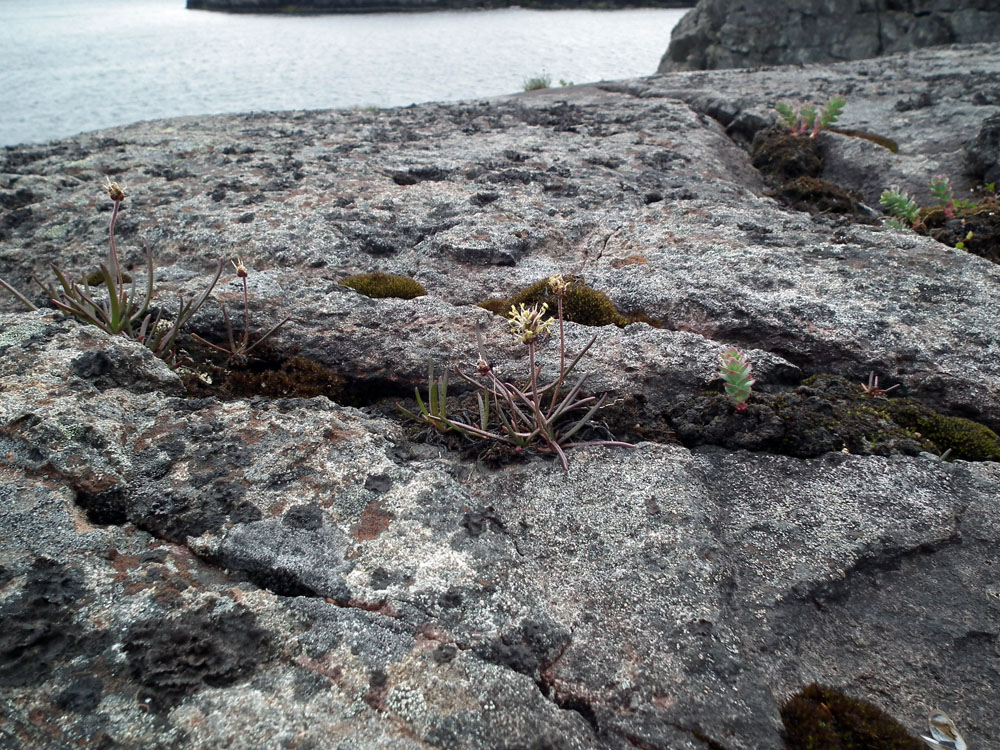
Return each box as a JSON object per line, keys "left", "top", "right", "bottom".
{"left": 2, "top": 43, "right": 1000, "bottom": 749}
{"left": 187, "top": 0, "right": 694, "bottom": 13}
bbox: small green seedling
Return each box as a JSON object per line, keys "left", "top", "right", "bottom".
{"left": 880, "top": 188, "right": 922, "bottom": 230}
{"left": 955, "top": 230, "right": 974, "bottom": 251}
{"left": 719, "top": 348, "right": 755, "bottom": 412}
{"left": 881, "top": 175, "right": 977, "bottom": 231}
{"left": 775, "top": 95, "right": 845, "bottom": 138}
{"left": 929, "top": 174, "right": 976, "bottom": 219}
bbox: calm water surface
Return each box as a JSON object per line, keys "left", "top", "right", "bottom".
{"left": 0, "top": 0, "right": 686, "bottom": 146}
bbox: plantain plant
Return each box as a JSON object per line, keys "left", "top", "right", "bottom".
{"left": 1, "top": 177, "right": 223, "bottom": 367}
{"left": 190, "top": 256, "right": 290, "bottom": 364}
{"left": 399, "top": 275, "right": 634, "bottom": 471}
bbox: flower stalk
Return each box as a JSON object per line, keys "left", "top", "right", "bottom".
{"left": 399, "top": 275, "right": 634, "bottom": 470}
{"left": 1, "top": 175, "right": 224, "bottom": 367}
{"left": 190, "top": 256, "right": 290, "bottom": 363}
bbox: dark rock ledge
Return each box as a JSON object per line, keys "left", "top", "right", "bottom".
{"left": 2, "top": 43, "right": 1000, "bottom": 749}
{"left": 660, "top": 0, "right": 1000, "bottom": 71}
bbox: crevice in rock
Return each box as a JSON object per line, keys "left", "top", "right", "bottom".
{"left": 549, "top": 690, "right": 600, "bottom": 733}
{"left": 671, "top": 723, "right": 727, "bottom": 750}
{"left": 531, "top": 638, "right": 606, "bottom": 737}
{"left": 180, "top": 341, "right": 415, "bottom": 406}
{"left": 71, "top": 486, "right": 405, "bottom": 624}
{"left": 662, "top": 372, "right": 1000, "bottom": 462}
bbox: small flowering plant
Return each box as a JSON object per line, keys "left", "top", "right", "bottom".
{"left": 880, "top": 175, "right": 976, "bottom": 230}
{"left": 0, "top": 176, "right": 223, "bottom": 367}
{"left": 399, "top": 275, "right": 634, "bottom": 471}
{"left": 190, "top": 256, "right": 290, "bottom": 364}
{"left": 719, "top": 348, "right": 755, "bottom": 412}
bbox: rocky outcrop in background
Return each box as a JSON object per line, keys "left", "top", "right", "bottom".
{"left": 2, "top": 43, "right": 1000, "bottom": 749}
{"left": 187, "top": 0, "right": 693, "bottom": 13}
{"left": 659, "top": 0, "right": 1000, "bottom": 71}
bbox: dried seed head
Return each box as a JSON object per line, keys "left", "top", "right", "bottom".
{"left": 232, "top": 256, "right": 248, "bottom": 278}
{"left": 508, "top": 302, "right": 553, "bottom": 345}
{"left": 102, "top": 176, "right": 126, "bottom": 203}
{"left": 548, "top": 274, "right": 569, "bottom": 296}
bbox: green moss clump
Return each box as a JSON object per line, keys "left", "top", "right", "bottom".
{"left": 476, "top": 298, "right": 510, "bottom": 316}
{"left": 781, "top": 683, "right": 923, "bottom": 750}
{"left": 888, "top": 400, "right": 1000, "bottom": 461}
{"left": 340, "top": 271, "right": 426, "bottom": 300}
{"left": 479, "top": 276, "right": 627, "bottom": 327}
{"left": 750, "top": 130, "right": 822, "bottom": 182}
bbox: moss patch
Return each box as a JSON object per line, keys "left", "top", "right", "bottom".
{"left": 888, "top": 399, "right": 1000, "bottom": 461}
{"left": 750, "top": 130, "right": 822, "bottom": 182}
{"left": 781, "top": 683, "right": 923, "bottom": 750}
{"left": 665, "top": 373, "right": 998, "bottom": 461}
{"left": 182, "top": 352, "right": 346, "bottom": 402}
{"left": 478, "top": 276, "right": 628, "bottom": 327}
{"left": 749, "top": 128, "right": 876, "bottom": 222}
{"left": 774, "top": 176, "right": 864, "bottom": 216}
{"left": 340, "top": 271, "right": 426, "bottom": 300}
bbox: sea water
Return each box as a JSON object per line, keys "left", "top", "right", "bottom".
{"left": 0, "top": 0, "right": 687, "bottom": 146}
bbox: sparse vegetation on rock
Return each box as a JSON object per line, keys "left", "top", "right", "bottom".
{"left": 2, "top": 42, "right": 1000, "bottom": 750}
{"left": 479, "top": 275, "right": 628, "bottom": 327}
{"left": 401, "top": 275, "right": 634, "bottom": 470}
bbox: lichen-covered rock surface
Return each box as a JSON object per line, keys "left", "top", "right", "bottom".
{"left": 1, "top": 43, "right": 999, "bottom": 749}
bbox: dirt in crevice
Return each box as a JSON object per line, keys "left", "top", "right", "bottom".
{"left": 663, "top": 373, "right": 1000, "bottom": 462}
{"left": 921, "top": 194, "right": 1000, "bottom": 264}
{"left": 749, "top": 128, "right": 873, "bottom": 221}
{"left": 178, "top": 339, "right": 410, "bottom": 407}
{"left": 750, "top": 130, "right": 822, "bottom": 183}
{"left": 747, "top": 127, "right": 1000, "bottom": 262}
